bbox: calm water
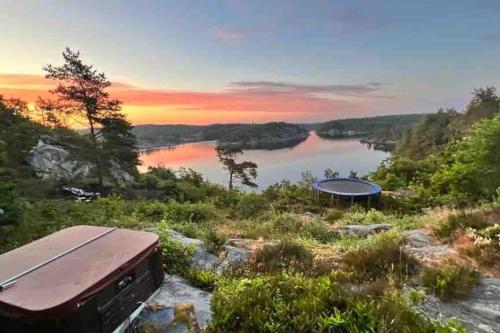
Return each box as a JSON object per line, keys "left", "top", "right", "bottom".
{"left": 139, "top": 132, "right": 389, "bottom": 189}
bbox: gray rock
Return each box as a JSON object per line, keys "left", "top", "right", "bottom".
{"left": 215, "top": 245, "right": 251, "bottom": 274}
{"left": 26, "top": 137, "right": 134, "bottom": 182}
{"left": 403, "top": 229, "right": 455, "bottom": 261}
{"left": 303, "top": 212, "right": 316, "bottom": 219}
{"left": 335, "top": 224, "right": 393, "bottom": 237}
{"left": 169, "top": 230, "right": 219, "bottom": 270}
{"left": 27, "top": 139, "right": 92, "bottom": 180}
{"left": 417, "top": 278, "right": 500, "bottom": 333}
{"left": 139, "top": 274, "right": 213, "bottom": 332}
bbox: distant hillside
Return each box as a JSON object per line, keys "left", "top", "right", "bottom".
{"left": 133, "top": 122, "right": 309, "bottom": 150}
{"left": 316, "top": 114, "right": 424, "bottom": 151}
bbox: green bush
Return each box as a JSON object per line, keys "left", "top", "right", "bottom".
{"left": 301, "top": 220, "right": 335, "bottom": 243}
{"left": 133, "top": 200, "right": 170, "bottom": 221}
{"left": 163, "top": 200, "right": 217, "bottom": 223}
{"left": 342, "top": 231, "right": 418, "bottom": 281}
{"left": 433, "top": 209, "right": 495, "bottom": 239}
{"left": 170, "top": 222, "right": 205, "bottom": 239}
{"left": 185, "top": 269, "right": 218, "bottom": 291}
{"left": 253, "top": 239, "right": 314, "bottom": 274}
{"left": 324, "top": 209, "right": 343, "bottom": 222}
{"left": 203, "top": 228, "right": 227, "bottom": 255}
{"left": 270, "top": 213, "right": 303, "bottom": 234}
{"left": 339, "top": 208, "right": 394, "bottom": 225}
{"left": 157, "top": 223, "right": 195, "bottom": 275}
{"left": 233, "top": 193, "right": 268, "bottom": 219}
{"left": 209, "top": 274, "right": 465, "bottom": 333}
{"left": 421, "top": 260, "right": 479, "bottom": 301}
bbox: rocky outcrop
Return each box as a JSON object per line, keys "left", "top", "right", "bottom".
{"left": 402, "top": 229, "right": 499, "bottom": 331}
{"left": 332, "top": 223, "right": 393, "bottom": 237}
{"left": 138, "top": 274, "right": 213, "bottom": 333}
{"left": 215, "top": 245, "right": 251, "bottom": 274}
{"left": 136, "top": 234, "right": 255, "bottom": 332}
{"left": 27, "top": 138, "right": 92, "bottom": 180}
{"left": 168, "top": 230, "right": 219, "bottom": 271}
{"left": 403, "top": 229, "right": 456, "bottom": 263}
{"left": 26, "top": 137, "right": 134, "bottom": 182}
{"left": 416, "top": 278, "right": 500, "bottom": 333}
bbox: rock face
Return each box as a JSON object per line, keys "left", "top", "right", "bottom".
{"left": 403, "top": 229, "right": 456, "bottom": 262}
{"left": 136, "top": 233, "right": 254, "bottom": 332}
{"left": 215, "top": 245, "right": 251, "bottom": 274}
{"left": 168, "top": 230, "right": 219, "bottom": 270}
{"left": 333, "top": 224, "right": 393, "bottom": 237}
{"left": 27, "top": 138, "right": 92, "bottom": 180}
{"left": 417, "top": 278, "right": 500, "bottom": 333}
{"left": 26, "top": 137, "right": 134, "bottom": 182}
{"left": 138, "top": 274, "right": 213, "bottom": 333}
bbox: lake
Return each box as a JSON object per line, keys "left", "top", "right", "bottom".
{"left": 139, "top": 132, "right": 389, "bottom": 189}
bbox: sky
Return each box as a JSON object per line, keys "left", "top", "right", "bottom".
{"left": 1, "top": 0, "right": 500, "bottom": 125}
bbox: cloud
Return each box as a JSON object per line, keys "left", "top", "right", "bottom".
{"left": 210, "top": 26, "right": 244, "bottom": 40}
{"left": 482, "top": 34, "right": 500, "bottom": 44}
{"left": 0, "top": 73, "right": 392, "bottom": 124}
{"left": 229, "top": 81, "right": 392, "bottom": 98}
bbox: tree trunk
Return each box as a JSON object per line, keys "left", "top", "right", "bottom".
{"left": 228, "top": 169, "right": 233, "bottom": 190}
{"left": 88, "top": 118, "right": 104, "bottom": 189}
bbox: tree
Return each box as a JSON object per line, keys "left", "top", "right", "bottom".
{"left": 0, "top": 139, "right": 23, "bottom": 226}
{"left": 432, "top": 114, "right": 500, "bottom": 204}
{"left": 324, "top": 168, "right": 339, "bottom": 179}
{"left": 40, "top": 48, "right": 138, "bottom": 186}
{"left": 465, "top": 87, "right": 499, "bottom": 121}
{"left": 100, "top": 114, "right": 140, "bottom": 177}
{"left": 215, "top": 145, "right": 257, "bottom": 189}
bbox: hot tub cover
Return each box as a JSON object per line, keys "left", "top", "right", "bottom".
{"left": 0, "top": 225, "right": 160, "bottom": 316}
{"left": 312, "top": 178, "right": 382, "bottom": 197}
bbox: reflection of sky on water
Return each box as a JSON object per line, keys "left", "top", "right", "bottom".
{"left": 139, "top": 132, "right": 389, "bottom": 189}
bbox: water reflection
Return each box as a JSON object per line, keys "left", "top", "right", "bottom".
{"left": 139, "top": 132, "right": 389, "bottom": 189}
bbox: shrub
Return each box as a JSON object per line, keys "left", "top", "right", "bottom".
{"left": 203, "top": 228, "right": 227, "bottom": 255}
{"left": 301, "top": 220, "right": 335, "bottom": 243}
{"left": 157, "top": 223, "right": 195, "bottom": 275}
{"left": 342, "top": 231, "right": 418, "bottom": 281}
{"left": 209, "top": 274, "right": 464, "bottom": 333}
{"left": 170, "top": 222, "right": 204, "bottom": 239}
{"left": 233, "top": 193, "right": 268, "bottom": 219}
{"left": 185, "top": 269, "right": 218, "bottom": 291}
{"left": 270, "top": 213, "right": 303, "bottom": 234}
{"left": 433, "top": 209, "right": 494, "bottom": 239}
{"left": 163, "top": 200, "right": 216, "bottom": 223}
{"left": 262, "top": 177, "right": 314, "bottom": 212}
{"left": 324, "top": 209, "right": 343, "bottom": 223}
{"left": 339, "top": 208, "right": 394, "bottom": 225}
{"left": 133, "top": 200, "right": 170, "bottom": 221}
{"left": 421, "top": 260, "right": 480, "bottom": 301}
{"left": 463, "top": 223, "right": 500, "bottom": 266}
{"left": 253, "top": 239, "right": 314, "bottom": 274}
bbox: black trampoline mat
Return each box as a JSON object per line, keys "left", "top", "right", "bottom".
{"left": 316, "top": 179, "right": 378, "bottom": 195}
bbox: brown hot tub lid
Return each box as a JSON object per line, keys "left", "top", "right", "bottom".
{"left": 0, "top": 225, "right": 160, "bottom": 315}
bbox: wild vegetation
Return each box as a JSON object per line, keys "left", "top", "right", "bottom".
{"left": 134, "top": 122, "right": 309, "bottom": 150}
{"left": 2, "top": 50, "right": 500, "bottom": 332}
{"left": 316, "top": 114, "right": 423, "bottom": 141}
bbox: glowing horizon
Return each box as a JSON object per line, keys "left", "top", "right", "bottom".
{"left": 0, "top": 73, "right": 395, "bottom": 126}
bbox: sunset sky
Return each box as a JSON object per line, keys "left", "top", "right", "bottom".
{"left": 2, "top": 0, "right": 500, "bottom": 125}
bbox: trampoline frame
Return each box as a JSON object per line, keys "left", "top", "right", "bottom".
{"left": 312, "top": 178, "right": 382, "bottom": 208}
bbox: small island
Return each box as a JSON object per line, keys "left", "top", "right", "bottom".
{"left": 134, "top": 122, "right": 310, "bottom": 150}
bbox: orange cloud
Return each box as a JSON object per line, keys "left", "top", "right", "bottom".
{"left": 0, "top": 73, "right": 386, "bottom": 125}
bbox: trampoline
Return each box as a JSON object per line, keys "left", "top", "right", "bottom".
{"left": 312, "top": 178, "right": 382, "bottom": 207}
